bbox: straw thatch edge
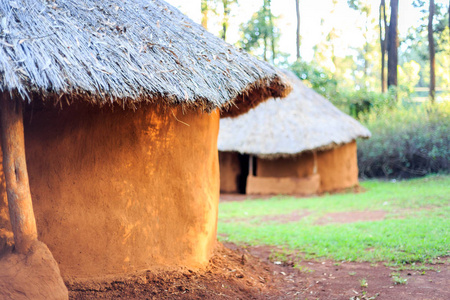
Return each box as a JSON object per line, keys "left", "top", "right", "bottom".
{"left": 3, "top": 72, "right": 290, "bottom": 118}
{"left": 221, "top": 74, "right": 291, "bottom": 118}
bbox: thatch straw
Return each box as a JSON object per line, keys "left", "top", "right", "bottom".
{"left": 0, "top": 0, "right": 290, "bottom": 115}
{"left": 218, "top": 69, "right": 371, "bottom": 158}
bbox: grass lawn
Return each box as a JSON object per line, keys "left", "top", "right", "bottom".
{"left": 217, "top": 175, "right": 450, "bottom": 264}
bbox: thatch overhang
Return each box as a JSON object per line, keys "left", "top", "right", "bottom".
{"left": 218, "top": 70, "right": 371, "bottom": 158}
{"left": 0, "top": 0, "right": 290, "bottom": 116}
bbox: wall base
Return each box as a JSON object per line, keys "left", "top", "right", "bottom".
{"left": 246, "top": 174, "right": 320, "bottom": 195}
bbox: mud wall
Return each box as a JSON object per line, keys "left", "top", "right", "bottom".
{"left": 4, "top": 102, "right": 221, "bottom": 278}
{"left": 219, "top": 152, "right": 241, "bottom": 193}
{"left": 253, "top": 141, "right": 359, "bottom": 194}
{"left": 0, "top": 147, "right": 13, "bottom": 252}
{"left": 246, "top": 174, "right": 320, "bottom": 195}
{"left": 256, "top": 152, "right": 315, "bottom": 178}
{"left": 316, "top": 141, "right": 359, "bottom": 192}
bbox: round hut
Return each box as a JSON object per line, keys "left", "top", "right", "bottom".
{"left": 0, "top": 0, "right": 290, "bottom": 288}
{"left": 218, "top": 70, "right": 371, "bottom": 195}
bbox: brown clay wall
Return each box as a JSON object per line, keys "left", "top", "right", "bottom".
{"left": 246, "top": 174, "right": 320, "bottom": 195}
{"left": 219, "top": 152, "right": 241, "bottom": 193}
{"left": 252, "top": 142, "right": 359, "bottom": 194}
{"left": 256, "top": 153, "right": 315, "bottom": 178}
{"left": 316, "top": 141, "right": 359, "bottom": 192}
{"left": 16, "top": 102, "right": 220, "bottom": 278}
{"left": 0, "top": 148, "right": 13, "bottom": 251}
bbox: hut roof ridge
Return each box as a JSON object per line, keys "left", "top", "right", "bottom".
{"left": 218, "top": 69, "right": 371, "bottom": 158}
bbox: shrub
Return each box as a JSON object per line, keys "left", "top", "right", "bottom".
{"left": 289, "top": 60, "right": 338, "bottom": 102}
{"left": 339, "top": 88, "right": 397, "bottom": 119}
{"left": 357, "top": 102, "right": 449, "bottom": 178}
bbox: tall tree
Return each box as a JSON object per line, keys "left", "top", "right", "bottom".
{"left": 201, "top": 0, "right": 209, "bottom": 29}
{"left": 429, "top": 0, "right": 436, "bottom": 102}
{"left": 267, "top": 0, "right": 276, "bottom": 62}
{"left": 239, "top": 0, "right": 279, "bottom": 62}
{"left": 220, "top": 0, "right": 238, "bottom": 41}
{"left": 295, "top": 0, "right": 301, "bottom": 60}
{"left": 379, "top": 0, "right": 388, "bottom": 92}
{"left": 387, "top": 0, "right": 399, "bottom": 89}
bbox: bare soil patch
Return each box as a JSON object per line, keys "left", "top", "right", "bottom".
{"left": 67, "top": 242, "right": 279, "bottom": 299}
{"left": 67, "top": 242, "right": 449, "bottom": 299}
{"left": 315, "top": 210, "right": 387, "bottom": 225}
{"left": 226, "top": 243, "right": 450, "bottom": 300}
{"left": 222, "top": 210, "right": 311, "bottom": 224}
{"left": 221, "top": 209, "right": 387, "bottom": 226}
{"left": 220, "top": 193, "right": 276, "bottom": 202}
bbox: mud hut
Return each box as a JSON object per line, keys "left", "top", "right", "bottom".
{"left": 218, "top": 70, "right": 370, "bottom": 195}
{"left": 0, "top": 0, "right": 290, "bottom": 293}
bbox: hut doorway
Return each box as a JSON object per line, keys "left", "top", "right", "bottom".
{"left": 237, "top": 154, "right": 249, "bottom": 194}
{"left": 219, "top": 152, "right": 258, "bottom": 194}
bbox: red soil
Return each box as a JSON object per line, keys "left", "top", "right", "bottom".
{"left": 65, "top": 242, "right": 449, "bottom": 299}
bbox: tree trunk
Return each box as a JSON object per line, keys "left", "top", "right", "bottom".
{"left": 268, "top": 0, "right": 276, "bottom": 63}
{"left": 201, "top": 0, "right": 208, "bottom": 29}
{"left": 387, "top": 0, "right": 398, "bottom": 90}
{"left": 379, "top": 0, "right": 388, "bottom": 92}
{"left": 295, "top": 0, "right": 301, "bottom": 60}
{"left": 0, "top": 93, "right": 38, "bottom": 254}
{"left": 428, "top": 0, "right": 436, "bottom": 103}
{"left": 221, "top": 0, "right": 230, "bottom": 41}
{"left": 263, "top": 0, "right": 268, "bottom": 62}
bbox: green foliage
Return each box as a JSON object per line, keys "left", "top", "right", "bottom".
{"left": 218, "top": 176, "right": 450, "bottom": 264}
{"left": 358, "top": 102, "right": 450, "bottom": 178}
{"left": 239, "top": 0, "right": 280, "bottom": 62}
{"left": 359, "top": 278, "right": 368, "bottom": 288}
{"left": 390, "top": 272, "right": 408, "bottom": 285}
{"left": 289, "top": 61, "right": 396, "bottom": 117}
{"left": 402, "top": 1, "right": 450, "bottom": 89}
{"left": 338, "top": 88, "right": 396, "bottom": 118}
{"left": 289, "top": 60, "right": 338, "bottom": 100}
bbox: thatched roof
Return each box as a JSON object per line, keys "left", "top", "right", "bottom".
{"left": 218, "top": 70, "right": 371, "bottom": 158}
{"left": 0, "top": 0, "right": 289, "bottom": 115}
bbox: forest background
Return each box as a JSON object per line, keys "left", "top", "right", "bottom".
{"left": 168, "top": 0, "right": 450, "bottom": 179}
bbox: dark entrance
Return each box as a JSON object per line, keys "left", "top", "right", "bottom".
{"left": 237, "top": 154, "right": 249, "bottom": 194}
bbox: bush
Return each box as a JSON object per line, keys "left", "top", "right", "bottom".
{"left": 289, "top": 60, "right": 338, "bottom": 101}
{"left": 357, "top": 102, "right": 450, "bottom": 178}
{"left": 338, "top": 88, "right": 397, "bottom": 119}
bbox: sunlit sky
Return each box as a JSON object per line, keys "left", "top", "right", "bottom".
{"left": 166, "top": 0, "right": 448, "bottom": 62}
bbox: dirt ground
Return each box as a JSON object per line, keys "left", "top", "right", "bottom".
{"left": 67, "top": 240, "right": 449, "bottom": 300}
{"left": 227, "top": 243, "right": 450, "bottom": 300}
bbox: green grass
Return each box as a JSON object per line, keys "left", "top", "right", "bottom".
{"left": 218, "top": 175, "right": 450, "bottom": 264}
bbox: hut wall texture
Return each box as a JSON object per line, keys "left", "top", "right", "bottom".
{"left": 252, "top": 141, "right": 359, "bottom": 194}
{"left": 256, "top": 152, "right": 315, "bottom": 178}
{"left": 246, "top": 174, "right": 320, "bottom": 195}
{"left": 219, "top": 152, "right": 241, "bottom": 193}
{"left": 0, "top": 149, "right": 13, "bottom": 251}
{"left": 316, "top": 141, "right": 359, "bottom": 192}
{"left": 6, "top": 102, "right": 220, "bottom": 277}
